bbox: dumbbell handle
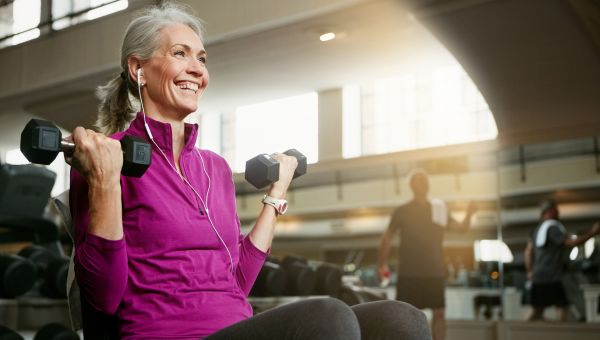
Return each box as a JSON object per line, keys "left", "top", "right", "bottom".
{"left": 60, "top": 140, "right": 75, "bottom": 153}
{"left": 59, "top": 137, "right": 151, "bottom": 178}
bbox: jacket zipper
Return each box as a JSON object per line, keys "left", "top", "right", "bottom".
{"left": 179, "top": 152, "right": 205, "bottom": 215}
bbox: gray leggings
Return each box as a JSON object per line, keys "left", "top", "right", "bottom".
{"left": 206, "top": 298, "right": 431, "bottom": 340}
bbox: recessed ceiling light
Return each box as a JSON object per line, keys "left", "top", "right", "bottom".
{"left": 319, "top": 32, "right": 336, "bottom": 42}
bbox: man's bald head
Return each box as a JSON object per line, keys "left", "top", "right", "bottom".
{"left": 409, "top": 170, "right": 429, "bottom": 197}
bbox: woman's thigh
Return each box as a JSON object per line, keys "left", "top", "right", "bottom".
{"left": 351, "top": 300, "right": 431, "bottom": 340}
{"left": 206, "top": 297, "right": 360, "bottom": 340}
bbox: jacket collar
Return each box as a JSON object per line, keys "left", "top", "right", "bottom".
{"left": 129, "top": 112, "right": 199, "bottom": 152}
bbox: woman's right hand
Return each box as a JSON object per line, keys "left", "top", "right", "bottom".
{"left": 65, "top": 127, "right": 123, "bottom": 188}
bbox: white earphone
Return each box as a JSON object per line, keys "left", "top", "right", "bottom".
{"left": 135, "top": 67, "right": 234, "bottom": 273}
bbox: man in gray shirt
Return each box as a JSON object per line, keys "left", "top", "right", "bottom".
{"left": 378, "top": 170, "right": 476, "bottom": 340}
{"left": 524, "top": 200, "right": 599, "bottom": 321}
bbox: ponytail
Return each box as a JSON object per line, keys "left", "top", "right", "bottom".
{"left": 95, "top": 73, "right": 136, "bottom": 136}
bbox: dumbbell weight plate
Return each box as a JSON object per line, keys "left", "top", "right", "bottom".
{"left": 0, "top": 325, "right": 24, "bottom": 340}
{"left": 0, "top": 255, "right": 37, "bottom": 298}
{"left": 34, "top": 323, "right": 79, "bottom": 340}
{"left": 121, "top": 135, "right": 152, "bottom": 178}
{"left": 245, "top": 154, "right": 280, "bottom": 189}
{"left": 20, "top": 119, "right": 62, "bottom": 165}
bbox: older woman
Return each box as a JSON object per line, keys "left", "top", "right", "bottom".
{"left": 68, "top": 2, "right": 430, "bottom": 339}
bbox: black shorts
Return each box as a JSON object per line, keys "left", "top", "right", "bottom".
{"left": 531, "top": 281, "right": 569, "bottom": 308}
{"left": 396, "top": 277, "right": 445, "bottom": 309}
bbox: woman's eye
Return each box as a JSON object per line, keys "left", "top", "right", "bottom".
{"left": 174, "top": 50, "right": 185, "bottom": 57}
{"left": 198, "top": 56, "right": 207, "bottom": 64}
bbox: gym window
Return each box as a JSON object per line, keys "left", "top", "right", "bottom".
{"left": 0, "top": 0, "right": 128, "bottom": 48}
{"left": 185, "top": 111, "right": 223, "bottom": 155}
{"left": 233, "top": 92, "right": 319, "bottom": 173}
{"left": 342, "top": 65, "right": 497, "bottom": 158}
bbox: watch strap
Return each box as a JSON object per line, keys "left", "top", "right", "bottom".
{"left": 262, "top": 195, "right": 288, "bottom": 215}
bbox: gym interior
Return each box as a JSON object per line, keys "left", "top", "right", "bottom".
{"left": 1, "top": 0, "right": 600, "bottom": 339}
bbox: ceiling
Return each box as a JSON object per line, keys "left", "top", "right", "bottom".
{"left": 23, "top": 0, "right": 457, "bottom": 126}
{"left": 411, "top": 0, "right": 600, "bottom": 145}
{"left": 2, "top": 0, "right": 600, "bottom": 149}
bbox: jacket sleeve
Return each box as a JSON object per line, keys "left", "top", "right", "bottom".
{"left": 235, "top": 231, "right": 269, "bottom": 296}
{"left": 70, "top": 169, "right": 128, "bottom": 315}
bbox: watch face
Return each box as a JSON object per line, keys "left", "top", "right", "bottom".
{"left": 279, "top": 201, "right": 288, "bottom": 215}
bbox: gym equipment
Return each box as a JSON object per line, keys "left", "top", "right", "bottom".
{"left": 250, "top": 261, "right": 286, "bottom": 297}
{"left": 337, "top": 284, "right": 386, "bottom": 306}
{"left": 280, "top": 256, "right": 316, "bottom": 296}
{"left": 245, "top": 149, "right": 307, "bottom": 189}
{"left": 0, "top": 164, "right": 55, "bottom": 219}
{"left": 0, "top": 326, "right": 23, "bottom": 340}
{"left": 20, "top": 119, "right": 152, "bottom": 178}
{"left": 0, "top": 254, "right": 37, "bottom": 298}
{"left": 18, "top": 246, "right": 68, "bottom": 299}
{"left": 34, "top": 323, "right": 79, "bottom": 340}
{"left": 313, "top": 262, "right": 343, "bottom": 296}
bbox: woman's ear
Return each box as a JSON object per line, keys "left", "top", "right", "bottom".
{"left": 127, "top": 57, "right": 143, "bottom": 84}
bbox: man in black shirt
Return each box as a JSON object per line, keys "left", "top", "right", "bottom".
{"left": 524, "top": 200, "right": 599, "bottom": 321}
{"left": 378, "top": 170, "right": 476, "bottom": 340}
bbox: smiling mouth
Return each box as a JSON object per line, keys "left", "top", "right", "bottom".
{"left": 176, "top": 81, "right": 199, "bottom": 94}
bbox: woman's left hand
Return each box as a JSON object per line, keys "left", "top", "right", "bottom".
{"left": 267, "top": 153, "right": 298, "bottom": 199}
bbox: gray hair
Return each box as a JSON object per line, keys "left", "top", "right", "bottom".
{"left": 95, "top": 2, "right": 204, "bottom": 135}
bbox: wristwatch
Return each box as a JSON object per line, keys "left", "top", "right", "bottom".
{"left": 262, "top": 195, "right": 288, "bottom": 216}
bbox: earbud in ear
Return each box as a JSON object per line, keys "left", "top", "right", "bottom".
{"left": 137, "top": 68, "right": 144, "bottom": 86}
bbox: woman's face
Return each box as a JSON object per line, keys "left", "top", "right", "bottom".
{"left": 140, "top": 24, "right": 209, "bottom": 119}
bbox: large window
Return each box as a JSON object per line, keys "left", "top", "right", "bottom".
{"left": 52, "top": 0, "right": 128, "bottom": 31}
{"left": 343, "top": 65, "right": 497, "bottom": 157}
{"left": 184, "top": 111, "right": 223, "bottom": 154}
{"left": 234, "top": 93, "right": 319, "bottom": 172}
{"left": 0, "top": 0, "right": 128, "bottom": 47}
{"left": 0, "top": 0, "right": 41, "bottom": 47}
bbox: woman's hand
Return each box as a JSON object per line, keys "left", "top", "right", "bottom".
{"left": 267, "top": 153, "right": 298, "bottom": 199}
{"left": 65, "top": 127, "right": 123, "bottom": 188}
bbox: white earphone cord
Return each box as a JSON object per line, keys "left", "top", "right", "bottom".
{"left": 136, "top": 69, "right": 234, "bottom": 273}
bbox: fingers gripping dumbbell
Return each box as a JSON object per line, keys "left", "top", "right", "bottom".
{"left": 20, "top": 119, "right": 152, "bottom": 177}
{"left": 245, "top": 149, "right": 307, "bottom": 189}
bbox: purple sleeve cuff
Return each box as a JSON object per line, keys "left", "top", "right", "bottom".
{"left": 84, "top": 232, "right": 126, "bottom": 250}
{"left": 75, "top": 232, "right": 128, "bottom": 314}
{"left": 235, "top": 236, "right": 269, "bottom": 295}
{"left": 243, "top": 235, "right": 270, "bottom": 259}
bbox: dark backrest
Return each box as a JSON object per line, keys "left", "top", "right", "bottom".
{"left": 52, "top": 196, "right": 120, "bottom": 339}
{"left": 80, "top": 291, "right": 120, "bottom": 340}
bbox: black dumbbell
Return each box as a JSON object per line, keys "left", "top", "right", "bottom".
{"left": 18, "top": 246, "right": 68, "bottom": 299}
{"left": 250, "top": 261, "right": 286, "bottom": 297}
{"left": 245, "top": 149, "right": 307, "bottom": 189}
{"left": 0, "top": 325, "right": 24, "bottom": 340}
{"left": 34, "top": 323, "right": 79, "bottom": 340}
{"left": 0, "top": 254, "right": 37, "bottom": 298}
{"left": 313, "top": 262, "right": 343, "bottom": 296}
{"left": 20, "top": 119, "right": 151, "bottom": 178}
{"left": 337, "top": 284, "right": 386, "bottom": 306}
{"left": 280, "top": 256, "right": 316, "bottom": 296}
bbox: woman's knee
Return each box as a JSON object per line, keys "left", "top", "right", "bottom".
{"left": 353, "top": 300, "right": 431, "bottom": 340}
{"left": 302, "top": 298, "right": 361, "bottom": 339}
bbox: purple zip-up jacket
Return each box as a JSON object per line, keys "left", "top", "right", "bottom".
{"left": 70, "top": 112, "right": 267, "bottom": 339}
